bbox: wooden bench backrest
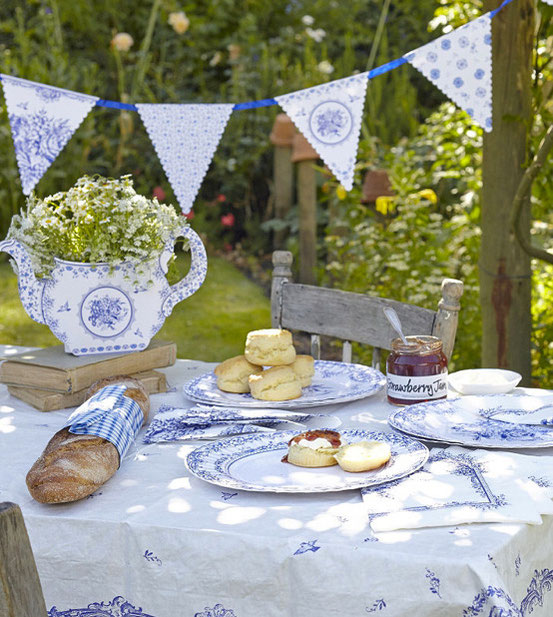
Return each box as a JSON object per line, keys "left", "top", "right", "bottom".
{"left": 271, "top": 251, "right": 463, "bottom": 366}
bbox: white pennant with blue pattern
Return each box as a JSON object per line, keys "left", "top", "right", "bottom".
{"left": 64, "top": 384, "right": 143, "bottom": 465}
{"left": 136, "top": 104, "right": 234, "bottom": 214}
{"left": 404, "top": 14, "right": 492, "bottom": 132}
{"left": 0, "top": 74, "right": 98, "bottom": 194}
{"left": 275, "top": 73, "right": 369, "bottom": 191}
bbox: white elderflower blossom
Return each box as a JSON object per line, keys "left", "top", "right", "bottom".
{"left": 111, "top": 32, "right": 134, "bottom": 52}
{"left": 301, "top": 15, "right": 315, "bottom": 25}
{"left": 7, "top": 175, "right": 184, "bottom": 280}
{"left": 317, "top": 60, "right": 334, "bottom": 74}
{"left": 168, "top": 11, "right": 190, "bottom": 34}
{"left": 209, "top": 51, "right": 223, "bottom": 67}
{"left": 306, "top": 27, "right": 326, "bottom": 42}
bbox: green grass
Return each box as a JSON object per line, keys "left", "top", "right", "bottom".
{"left": 0, "top": 254, "right": 271, "bottom": 361}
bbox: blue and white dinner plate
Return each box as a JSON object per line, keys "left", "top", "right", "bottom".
{"left": 183, "top": 360, "right": 386, "bottom": 409}
{"left": 185, "top": 428, "right": 429, "bottom": 493}
{"left": 388, "top": 395, "right": 553, "bottom": 449}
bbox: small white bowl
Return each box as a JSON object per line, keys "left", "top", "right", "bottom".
{"left": 448, "top": 368, "right": 522, "bottom": 395}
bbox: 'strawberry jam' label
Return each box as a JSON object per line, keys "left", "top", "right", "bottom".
{"left": 387, "top": 372, "right": 448, "bottom": 401}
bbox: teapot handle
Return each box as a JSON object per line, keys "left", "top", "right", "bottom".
{"left": 161, "top": 226, "right": 207, "bottom": 317}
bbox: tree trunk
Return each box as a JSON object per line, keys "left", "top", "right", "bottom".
{"left": 480, "top": 0, "right": 534, "bottom": 384}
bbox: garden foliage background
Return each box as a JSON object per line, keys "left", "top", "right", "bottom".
{"left": 0, "top": 0, "right": 552, "bottom": 381}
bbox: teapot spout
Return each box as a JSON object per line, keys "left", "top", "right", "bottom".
{"left": 0, "top": 238, "right": 46, "bottom": 324}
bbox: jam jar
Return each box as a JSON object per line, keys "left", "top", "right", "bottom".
{"left": 386, "top": 335, "right": 448, "bottom": 405}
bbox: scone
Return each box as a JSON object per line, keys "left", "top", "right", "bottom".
{"left": 244, "top": 328, "right": 296, "bottom": 366}
{"left": 334, "top": 441, "right": 392, "bottom": 472}
{"left": 285, "top": 430, "right": 345, "bottom": 467}
{"left": 291, "top": 355, "right": 315, "bottom": 387}
{"left": 214, "top": 355, "right": 263, "bottom": 393}
{"left": 248, "top": 366, "right": 302, "bottom": 401}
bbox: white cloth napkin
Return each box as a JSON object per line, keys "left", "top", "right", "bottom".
{"left": 361, "top": 446, "right": 553, "bottom": 532}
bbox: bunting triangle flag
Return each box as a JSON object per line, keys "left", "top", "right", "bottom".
{"left": 136, "top": 104, "right": 234, "bottom": 213}
{"left": 275, "top": 73, "right": 369, "bottom": 191}
{"left": 404, "top": 15, "right": 492, "bottom": 132}
{"left": 0, "top": 75, "right": 98, "bottom": 194}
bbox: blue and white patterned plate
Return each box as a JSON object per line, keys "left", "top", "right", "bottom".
{"left": 185, "top": 428, "right": 429, "bottom": 493}
{"left": 183, "top": 360, "right": 386, "bottom": 409}
{"left": 388, "top": 395, "right": 553, "bottom": 449}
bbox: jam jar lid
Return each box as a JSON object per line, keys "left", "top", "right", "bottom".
{"left": 390, "top": 335, "right": 443, "bottom": 356}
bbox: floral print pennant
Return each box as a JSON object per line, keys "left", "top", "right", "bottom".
{"left": 1, "top": 74, "right": 98, "bottom": 194}
{"left": 404, "top": 14, "right": 492, "bottom": 132}
{"left": 275, "top": 72, "right": 369, "bottom": 191}
{"left": 136, "top": 104, "right": 234, "bottom": 214}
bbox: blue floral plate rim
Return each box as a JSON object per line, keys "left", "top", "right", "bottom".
{"left": 182, "top": 360, "right": 386, "bottom": 409}
{"left": 388, "top": 395, "right": 553, "bottom": 449}
{"left": 185, "top": 428, "right": 429, "bottom": 493}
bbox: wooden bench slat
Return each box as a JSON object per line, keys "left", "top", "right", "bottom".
{"left": 280, "top": 284, "right": 436, "bottom": 352}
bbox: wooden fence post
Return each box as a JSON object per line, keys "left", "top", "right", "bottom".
{"left": 291, "top": 133, "right": 319, "bottom": 285}
{"left": 269, "top": 114, "right": 295, "bottom": 250}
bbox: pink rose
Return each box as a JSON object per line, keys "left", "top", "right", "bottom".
{"left": 152, "top": 186, "right": 166, "bottom": 201}
{"left": 221, "top": 213, "right": 235, "bottom": 227}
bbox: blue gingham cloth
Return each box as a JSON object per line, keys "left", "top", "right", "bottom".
{"left": 64, "top": 384, "right": 143, "bottom": 466}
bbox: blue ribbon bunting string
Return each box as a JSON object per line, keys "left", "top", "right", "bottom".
{"left": 0, "top": 0, "right": 516, "bottom": 114}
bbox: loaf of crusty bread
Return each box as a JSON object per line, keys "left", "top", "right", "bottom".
{"left": 26, "top": 375, "right": 149, "bottom": 504}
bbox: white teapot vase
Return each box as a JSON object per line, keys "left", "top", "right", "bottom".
{"left": 0, "top": 225, "right": 207, "bottom": 355}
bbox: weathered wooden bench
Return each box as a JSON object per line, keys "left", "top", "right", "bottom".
{"left": 0, "top": 502, "right": 47, "bottom": 617}
{"left": 271, "top": 250, "right": 464, "bottom": 367}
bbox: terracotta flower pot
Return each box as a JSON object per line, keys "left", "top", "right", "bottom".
{"left": 291, "top": 132, "right": 319, "bottom": 163}
{"left": 269, "top": 114, "right": 296, "bottom": 147}
{"left": 361, "top": 170, "right": 394, "bottom": 203}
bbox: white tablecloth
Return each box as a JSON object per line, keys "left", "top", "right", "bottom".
{"left": 2, "top": 352, "right": 553, "bottom": 617}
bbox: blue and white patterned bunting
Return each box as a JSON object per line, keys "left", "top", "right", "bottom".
{"left": 275, "top": 73, "right": 369, "bottom": 191}
{"left": 0, "top": 74, "right": 98, "bottom": 194}
{"left": 404, "top": 14, "right": 492, "bottom": 132}
{"left": 136, "top": 104, "right": 234, "bottom": 213}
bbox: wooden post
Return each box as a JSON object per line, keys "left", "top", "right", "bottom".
{"left": 291, "top": 133, "right": 319, "bottom": 285}
{"left": 271, "top": 250, "right": 293, "bottom": 328}
{"left": 434, "top": 278, "right": 464, "bottom": 362}
{"left": 0, "top": 502, "right": 48, "bottom": 617}
{"left": 480, "top": 0, "right": 533, "bottom": 382}
{"left": 269, "top": 114, "right": 295, "bottom": 250}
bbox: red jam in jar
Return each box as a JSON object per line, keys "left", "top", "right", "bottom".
{"left": 386, "top": 335, "right": 448, "bottom": 405}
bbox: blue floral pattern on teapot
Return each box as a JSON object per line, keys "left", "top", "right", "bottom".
{"left": 0, "top": 225, "right": 207, "bottom": 355}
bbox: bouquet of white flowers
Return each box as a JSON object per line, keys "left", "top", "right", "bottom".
{"left": 7, "top": 174, "right": 184, "bottom": 279}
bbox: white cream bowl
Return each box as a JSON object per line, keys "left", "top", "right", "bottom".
{"left": 448, "top": 368, "right": 522, "bottom": 395}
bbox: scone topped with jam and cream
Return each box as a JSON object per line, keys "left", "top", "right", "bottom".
{"left": 284, "top": 430, "right": 345, "bottom": 467}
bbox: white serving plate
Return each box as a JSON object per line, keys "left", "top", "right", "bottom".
{"left": 388, "top": 393, "right": 553, "bottom": 449}
{"left": 183, "top": 360, "right": 386, "bottom": 409}
{"left": 449, "top": 368, "right": 522, "bottom": 395}
{"left": 185, "top": 428, "right": 428, "bottom": 493}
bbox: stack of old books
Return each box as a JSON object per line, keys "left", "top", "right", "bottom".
{"left": 0, "top": 339, "right": 176, "bottom": 411}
